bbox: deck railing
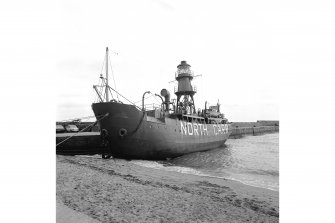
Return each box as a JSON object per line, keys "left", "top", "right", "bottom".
{"left": 144, "top": 103, "right": 161, "bottom": 111}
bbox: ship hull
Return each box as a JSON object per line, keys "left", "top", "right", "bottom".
{"left": 92, "top": 102, "right": 232, "bottom": 160}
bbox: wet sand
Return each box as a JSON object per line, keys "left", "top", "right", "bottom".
{"left": 57, "top": 155, "right": 279, "bottom": 222}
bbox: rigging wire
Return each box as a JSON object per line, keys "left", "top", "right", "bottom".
{"left": 97, "top": 50, "right": 118, "bottom": 102}
{"left": 92, "top": 49, "right": 144, "bottom": 107}
{"left": 102, "top": 68, "right": 115, "bottom": 100}
{"left": 108, "top": 52, "right": 120, "bottom": 101}
{"left": 133, "top": 94, "right": 154, "bottom": 104}
{"left": 101, "top": 78, "right": 107, "bottom": 101}
{"left": 93, "top": 78, "right": 103, "bottom": 103}
{"left": 153, "top": 95, "right": 162, "bottom": 104}
{"left": 100, "top": 54, "right": 106, "bottom": 77}
{"left": 107, "top": 86, "right": 141, "bottom": 110}
{"left": 93, "top": 88, "right": 98, "bottom": 103}
{"left": 99, "top": 78, "right": 105, "bottom": 101}
{"left": 108, "top": 87, "right": 116, "bottom": 101}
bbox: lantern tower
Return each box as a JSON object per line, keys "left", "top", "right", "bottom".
{"left": 174, "top": 61, "right": 197, "bottom": 114}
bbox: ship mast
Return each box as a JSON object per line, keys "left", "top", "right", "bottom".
{"left": 105, "top": 47, "right": 109, "bottom": 102}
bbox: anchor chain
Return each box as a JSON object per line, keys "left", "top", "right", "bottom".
{"left": 101, "top": 129, "right": 113, "bottom": 159}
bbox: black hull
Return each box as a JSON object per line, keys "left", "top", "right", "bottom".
{"left": 92, "top": 102, "right": 231, "bottom": 160}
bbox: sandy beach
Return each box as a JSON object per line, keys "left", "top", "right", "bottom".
{"left": 57, "top": 155, "right": 279, "bottom": 222}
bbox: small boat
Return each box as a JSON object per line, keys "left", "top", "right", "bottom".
{"left": 92, "top": 47, "right": 231, "bottom": 159}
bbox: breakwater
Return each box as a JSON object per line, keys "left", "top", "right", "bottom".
{"left": 229, "top": 121, "right": 279, "bottom": 138}
{"left": 230, "top": 125, "right": 279, "bottom": 138}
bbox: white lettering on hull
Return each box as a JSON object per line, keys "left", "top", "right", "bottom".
{"left": 217, "top": 124, "right": 222, "bottom": 134}
{"left": 180, "top": 122, "right": 229, "bottom": 136}
{"left": 181, "top": 121, "right": 187, "bottom": 135}
{"left": 193, "top": 123, "right": 199, "bottom": 136}
{"left": 198, "top": 123, "right": 203, "bottom": 135}
{"left": 203, "top": 124, "right": 209, "bottom": 135}
{"left": 221, "top": 124, "right": 228, "bottom": 134}
{"left": 187, "top": 122, "right": 193, "bottom": 135}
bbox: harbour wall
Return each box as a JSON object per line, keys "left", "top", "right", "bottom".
{"left": 229, "top": 125, "right": 279, "bottom": 138}
{"left": 229, "top": 121, "right": 279, "bottom": 138}
{"left": 56, "top": 132, "right": 103, "bottom": 155}
{"left": 230, "top": 120, "right": 279, "bottom": 128}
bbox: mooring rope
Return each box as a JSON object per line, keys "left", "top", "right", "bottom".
{"left": 56, "top": 113, "right": 109, "bottom": 147}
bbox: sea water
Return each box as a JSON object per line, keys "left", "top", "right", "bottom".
{"left": 131, "top": 133, "right": 279, "bottom": 191}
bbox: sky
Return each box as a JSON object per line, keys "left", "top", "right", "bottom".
{"left": 1, "top": 1, "right": 335, "bottom": 222}
{"left": 52, "top": 0, "right": 297, "bottom": 122}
